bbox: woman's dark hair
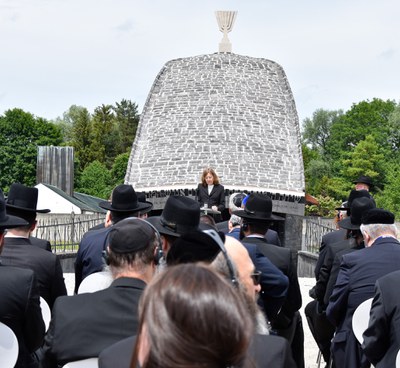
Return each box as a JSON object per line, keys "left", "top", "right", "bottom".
{"left": 131, "top": 263, "right": 254, "bottom": 368}
{"left": 201, "top": 167, "right": 220, "bottom": 186}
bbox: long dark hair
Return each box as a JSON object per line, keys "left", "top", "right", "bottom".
{"left": 131, "top": 263, "right": 253, "bottom": 368}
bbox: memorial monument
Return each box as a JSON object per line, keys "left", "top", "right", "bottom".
{"left": 125, "top": 11, "right": 305, "bottom": 250}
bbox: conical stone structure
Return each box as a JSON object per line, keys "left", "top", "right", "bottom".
{"left": 125, "top": 52, "right": 305, "bottom": 248}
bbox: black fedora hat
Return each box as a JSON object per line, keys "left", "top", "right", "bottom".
{"left": 166, "top": 229, "right": 222, "bottom": 266}
{"left": 6, "top": 183, "right": 50, "bottom": 213}
{"left": 353, "top": 175, "right": 373, "bottom": 187}
{"left": 0, "top": 189, "right": 28, "bottom": 230}
{"left": 148, "top": 196, "right": 201, "bottom": 238}
{"left": 338, "top": 197, "right": 376, "bottom": 230}
{"left": 99, "top": 185, "right": 152, "bottom": 213}
{"left": 233, "top": 193, "right": 284, "bottom": 221}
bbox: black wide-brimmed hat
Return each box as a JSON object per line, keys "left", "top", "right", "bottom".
{"left": 233, "top": 193, "right": 284, "bottom": 221}
{"left": 338, "top": 197, "right": 376, "bottom": 230}
{"left": 6, "top": 183, "right": 50, "bottom": 213}
{"left": 0, "top": 189, "right": 28, "bottom": 230}
{"left": 148, "top": 196, "right": 200, "bottom": 238}
{"left": 99, "top": 185, "right": 152, "bottom": 213}
{"left": 166, "top": 229, "right": 223, "bottom": 266}
{"left": 353, "top": 175, "right": 374, "bottom": 187}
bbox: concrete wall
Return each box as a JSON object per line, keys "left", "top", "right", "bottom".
{"left": 298, "top": 251, "right": 318, "bottom": 278}
{"left": 58, "top": 253, "right": 76, "bottom": 273}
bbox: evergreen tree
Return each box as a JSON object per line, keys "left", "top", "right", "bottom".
{"left": 341, "top": 135, "right": 384, "bottom": 189}
{"left": 67, "top": 105, "right": 92, "bottom": 171}
{"left": 113, "top": 99, "right": 140, "bottom": 153}
{"left": 90, "top": 104, "right": 119, "bottom": 167}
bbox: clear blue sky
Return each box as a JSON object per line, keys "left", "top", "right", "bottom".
{"left": 1, "top": 0, "right": 399, "bottom": 125}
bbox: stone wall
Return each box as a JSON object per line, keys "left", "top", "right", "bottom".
{"left": 126, "top": 53, "right": 304, "bottom": 197}
{"left": 125, "top": 52, "right": 305, "bottom": 249}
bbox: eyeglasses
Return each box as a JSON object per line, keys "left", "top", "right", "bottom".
{"left": 250, "top": 270, "right": 262, "bottom": 285}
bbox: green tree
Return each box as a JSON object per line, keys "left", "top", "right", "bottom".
{"left": 0, "top": 108, "right": 62, "bottom": 191}
{"left": 76, "top": 160, "right": 112, "bottom": 199}
{"left": 326, "top": 99, "right": 396, "bottom": 167}
{"left": 305, "top": 195, "right": 341, "bottom": 217}
{"left": 374, "top": 163, "right": 400, "bottom": 217}
{"left": 111, "top": 152, "right": 130, "bottom": 186}
{"left": 302, "top": 109, "right": 343, "bottom": 156}
{"left": 387, "top": 103, "right": 400, "bottom": 155}
{"left": 341, "top": 135, "right": 384, "bottom": 189}
{"left": 90, "top": 104, "right": 119, "bottom": 167}
{"left": 52, "top": 115, "right": 74, "bottom": 144}
{"left": 113, "top": 99, "right": 140, "bottom": 153}
{"left": 67, "top": 105, "right": 92, "bottom": 171}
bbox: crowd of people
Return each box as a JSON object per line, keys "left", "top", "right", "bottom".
{"left": 306, "top": 175, "right": 400, "bottom": 368}
{"left": 0, "top": 170, "right": 399, "bottom": 368}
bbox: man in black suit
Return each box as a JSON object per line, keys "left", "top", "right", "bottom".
{"left": 218, "top": 192, "right": 282, "bottom": 246}
{"left": 5, "top": 183, "right": 53, "bottom": 252}
{"left": 234, "top": 193, "right": 304, "bottom": 368}
{"left": 99, "top": 230, "right": 296, "bottom": 368}
{"left": 40, "top": 218, "right": 159, "bottom": 368}
{"left": 362, "top": 270, "right": 400, "bottom": 367}
{"left": 2, "top": 184, "right": 66, "bottom": 309}
{"left": 146, "top": 195, "right": 201, "bottom": 262}
{"left": 0, "top": 189, "right": 45, "bottom": 368}
{"left": 74, "top": 184, "right": 152, "bottom": 293}
{"left": 327, "top": 208, "right": 400, "bottom": 368}
{"left": 306, "top": 196, "right": 375, "bottom": 364}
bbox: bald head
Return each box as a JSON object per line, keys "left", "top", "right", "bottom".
{"left": 224, "top": 236, "right": 261, "bottom": 299}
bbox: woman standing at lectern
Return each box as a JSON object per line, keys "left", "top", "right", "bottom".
{"left": 197, "top": 167, "right": 225, "bottom": 222}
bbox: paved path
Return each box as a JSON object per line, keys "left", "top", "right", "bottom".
{"left": 64, "top": 274, "right": 321, "bottom": 368}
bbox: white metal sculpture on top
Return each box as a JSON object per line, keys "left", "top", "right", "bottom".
{"left": 215, "top": 11, "right": 237, "bottom": 53}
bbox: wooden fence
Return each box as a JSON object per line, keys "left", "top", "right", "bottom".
{"left": 303, "top": 217, "right": 336, "bottom": 254}
{"left": 33, "top": 213, "right": 105, "bottom": 253}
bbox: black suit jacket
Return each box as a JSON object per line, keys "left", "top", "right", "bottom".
{"left": 216, "top": 222, "right": 282, "bottom": 246}
{"left": 265, "top": 229, "right": 281, "bottom": 246}
{"left": 327, "top": 237, "right": 400, "bottom": 368}
{"left": 1, "top": 237, "right": 67, "bottom": 309}
{"left": 314, "top": 229, "right": 347, "bottom": 279}
{"left": 243, "top": 237, "right": 302, "bottom": 323}
{"left": 0, "top": 264, "right": 45, "bottom": 368}
{"left": 323, "top": 243, "right": 364, "bottom": 306}
{"left": 30, "top": 236, "right": 52, "bottom": 252}
{"left": 362, "top": 270, "right": 400, "bottom": 367}
{"left": 314, "top": 237, "right": 355, "bottom": 306}
{"left": 74, "top": 226, "right": 112, "bottom": 293}
{"left": 196, "top": 183, "right": 225, "bottom": 212}
{"left": 40, "top": 277, "right": 146, "bottom": 368}
{"left": 98, "top": 333, "right": 296, "bottom": 368}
